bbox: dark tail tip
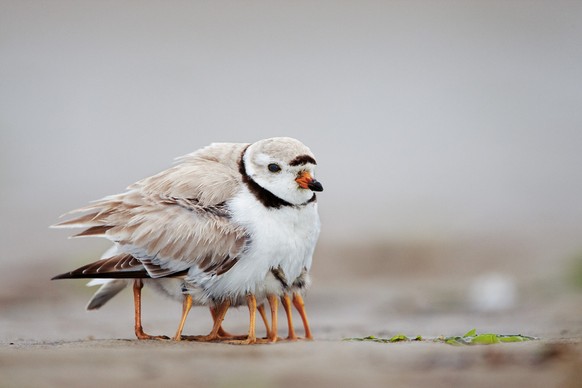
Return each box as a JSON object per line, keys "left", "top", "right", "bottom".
{"left": 51, "top": 272, "right": 74, "bottom": 280}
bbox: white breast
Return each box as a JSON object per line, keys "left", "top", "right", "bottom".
{"left": 188, "top": 187, "right": 320, "bottom": 303}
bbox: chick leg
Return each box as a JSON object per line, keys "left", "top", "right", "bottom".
{"left": 213, "top": 306, "right": 236, "bottom": 338}
{"left": 292, "top": 293, "right": 313, "bottom": 340}
{"left": 225, "top": 295, "right": 258, "bottom": 345}
{"left": 267, "top": 294, "right": 278, "bottom": 342}
{"left": 180, "top": 304, "right": 240, "bottom": 340}
{"left": 173, "top": 294, "right": 194, "bottom": 341}
{"left": 186, "top": 299, "right": 231, "bottom": 342}
{"left": 281, "top": 294, "right": 298, "bottom": 340}
{"left": 257, "top": 303, "right": 272, "bottom": 339}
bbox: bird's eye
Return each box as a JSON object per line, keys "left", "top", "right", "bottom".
{"left": 268, "top": 163, "right": 281, "bottom": 173}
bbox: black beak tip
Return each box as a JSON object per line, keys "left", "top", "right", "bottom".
{"left": 308, "top": 180, "right": 324, "bottom": 192}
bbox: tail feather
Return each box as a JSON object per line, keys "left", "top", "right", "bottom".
{"left": 86, "top": 279, "right": 129, "bottom": 310}
{"left": 51, "top": 254, "right": 149, "bottom": 280}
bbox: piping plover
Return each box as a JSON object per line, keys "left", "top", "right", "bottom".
{"left": 52, "top": 137, "right": 323, "bottom": 344}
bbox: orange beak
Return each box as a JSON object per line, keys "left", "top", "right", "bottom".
{"left": 295, "top": 171, "right": 323, "bottom": 192}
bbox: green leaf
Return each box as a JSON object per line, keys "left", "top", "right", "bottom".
{"left": 343, "top": 330, "right": 537, "bottom": 346}
{"left": 389, "top": 334, "right": 409, "bottom": 342}
{"left": 498, "top": 334, "right": 536, "bottom": 342}
{"left": 439, "top": 330, "right": 537, "bottom": 346}
{"left": 463, "top": 328, "right": 477, "bottom": 337}
{"left": 470, "top": 334, "right": 500, "bottom": 345}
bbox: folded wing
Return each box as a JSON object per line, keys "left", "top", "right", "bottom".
{"left": 53, "top": 142, "right": 249, "bottom": 280}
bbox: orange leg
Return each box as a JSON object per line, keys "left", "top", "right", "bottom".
{"left": 173, "top": 294, "right": 194, "bottom": 341}
{"left": 257, "top": 304, "right": 272, "bottom": 339}
{"left": 185, "top": 299, "right": 231, "bottom": 342}
{"left": 133, "top": 279, "right": 168, "bottom": 340}
{"left": 292, "top": 293, "right": 313, "bottom": 340}
{"left": 212, "top": 306, "right": 236, "bottom": 338}
{"left": 281, "top": 294, "right": 298, "bottom": 340}
{"left": 267, "top": 294, "right": 278, "bottom": 342}
{"left": 225, "top": 295, "right": 258, "bottom": 345}
{"left": 247, "top": 295, "right": 257, "bottom": 344}
{"left": 181, "top": 305, "right": 242, "bottom": 340}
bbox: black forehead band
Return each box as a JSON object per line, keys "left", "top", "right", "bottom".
{"left": 289, "top": 154, "right": 317, "bottom": 166}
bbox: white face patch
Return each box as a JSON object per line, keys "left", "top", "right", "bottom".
{"left": 243, "top": 138, "right": 320, "bottom": 206}
{"left": 254, "top": 153, "right": 272, "bottom": 166}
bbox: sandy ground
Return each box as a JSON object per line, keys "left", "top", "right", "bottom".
{"left": 2, "top": 242, "right": 582, "bottom": 388}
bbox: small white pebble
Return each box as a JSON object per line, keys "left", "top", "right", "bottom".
{"left": 468, "top": 272, "right": 517, "bottom": 312}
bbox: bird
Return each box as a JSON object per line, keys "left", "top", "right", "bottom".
{"left": 52, "top": 137, "right": 323, "bottom": 344}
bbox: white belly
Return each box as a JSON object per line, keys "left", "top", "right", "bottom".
{"left": 188, "top": 187, "right": 320, "bottom": 303}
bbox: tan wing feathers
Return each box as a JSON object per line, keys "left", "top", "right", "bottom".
{"left": 74, "top": 225, "right": 115, "bottom": 237}
{"left": 54, "top": 143, "right": 250, "bottom": 279}
{"left": 132, "top": 142, "right": 248, "bottom": 207}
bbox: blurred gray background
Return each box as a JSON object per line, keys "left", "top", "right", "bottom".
{"left": 1, "top": 1, "right": 582, "bottom": 299}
